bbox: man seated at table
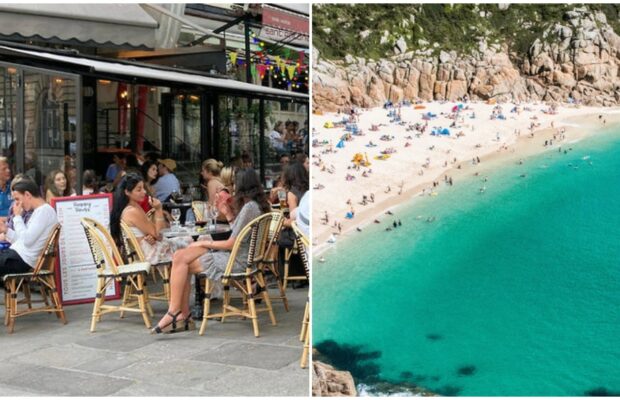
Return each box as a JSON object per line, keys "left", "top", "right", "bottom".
{"left": 0, "top": 179, "right": 58, "bottom": 278}
{"left": 154, "top": 158, "right": 180, "bottom": 202}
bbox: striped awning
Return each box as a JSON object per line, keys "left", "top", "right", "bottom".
{"left": 0, "top": 4, "right": 158, "bottom": 50}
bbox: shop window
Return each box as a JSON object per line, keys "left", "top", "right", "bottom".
{"left": 23, "top": 71, "right": 77, "bottom": 192}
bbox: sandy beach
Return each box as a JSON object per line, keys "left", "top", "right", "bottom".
{"left": 311, "top": 101, "right": 620, "bottom": 254}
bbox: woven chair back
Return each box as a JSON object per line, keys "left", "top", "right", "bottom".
{"left": 291, "top": 221, "right": 310, "bottom": 278}
{"left": 80, "top": 218, "right": 120, "bottom": 276}
{"left": 32, "top": 224, "right": 61, "bottom": 275}
{"left": 221, "top": 212, "right": 273, "bottom": 285}
{"left": 119, "top": 221, "right": 147, "bottom": 264}
{"left": 254, "top": 211, "right": 284, "bottom": 262}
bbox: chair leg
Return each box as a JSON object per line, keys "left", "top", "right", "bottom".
{"left": 199, "top": 279, "right": 212, "bottom": 336}
{"left": 221, "top": 284, "right": 231, "bottom": 324}
{"left": 43, "top": 276, "right": 67, "bottom": 324}
{"left": 142, "top": 281, "right": 154, "bottom": 317}
{"left": 23, "top": 281, "right": 32, "bottom": 310}
{"left": 162, "top": 266, "right": 171, "bottom": 301}
{"left": 90, "top": 278, "right": 105, "bottom": 332}
{"left": 257, "top": 273, "right": 276, "bottom": 325}
{"left": 300, "top": 300, "right": 309, "bottom": 341}
{"left": 283, "top": 248, "right": 292, "bottom": 291}
{"left": 119, "top": 279, "right": 133, "bottom": 319}
{"left": 4, "top": 290, "right": 9, "bottom": 326}
{"left": 7, "top": 280, "right": 17, "bottom": 334}
{"left": 267, "top": 260, "right": 289, "bottom": 312}
{"left": 300, "top": 324, "right": 310, "bottom": 369}
{"left": 136, "top": 274, "right": 151, "bottom": 329}
{"left": 246, "top": 277, "right": 260, "bottom": 337}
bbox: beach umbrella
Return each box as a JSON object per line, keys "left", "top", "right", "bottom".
{"left": 441, "top": 128, "right": 450, "bottom": 135}
{"left": 336, "top": 140, "right": 345, "bottom": 148}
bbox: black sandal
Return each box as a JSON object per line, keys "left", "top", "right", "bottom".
{"left": 151, "top": 310, "right": 182, "bottom": 334}
{"left": 184, "top": 313, "right": 196, "bottom": 331}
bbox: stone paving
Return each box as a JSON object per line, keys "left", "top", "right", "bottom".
{"left": 0, "top": 283, "right": 309, "bottom": 396}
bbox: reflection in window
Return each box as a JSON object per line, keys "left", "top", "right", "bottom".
{"left": 0, "top": 67, "right": 17, "bottom": 170}
{"left": 24, "top": 71, "right": 77, "bottom": 192}
{"left": 169, "top": 93, "right": 202, "bottom": 184}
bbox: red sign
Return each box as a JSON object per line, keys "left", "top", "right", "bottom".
{"left": 262, "top": 5, "right": 308, "bottom": 35}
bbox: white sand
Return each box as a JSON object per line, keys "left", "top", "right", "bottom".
{"left": 312, "top": 101, "right": 620, "bottom": 254}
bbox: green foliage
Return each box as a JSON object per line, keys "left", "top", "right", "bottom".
{"left": 313, "top": 4, "right": 610, "bottom": 61}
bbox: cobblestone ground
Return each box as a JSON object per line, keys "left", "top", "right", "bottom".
{"left": 0, "top": 281, "right": 309, "bottom": 396}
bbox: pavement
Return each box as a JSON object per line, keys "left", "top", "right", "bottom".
{"left": 0, "top": 280, "right": 309, "bottom": 396}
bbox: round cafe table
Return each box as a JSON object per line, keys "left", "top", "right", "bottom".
{"left": 160, "top": 223, "right": 232, "bottom": 319}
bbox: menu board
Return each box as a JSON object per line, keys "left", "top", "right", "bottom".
{"left": 51, "top": 194, "right": 120, "bottom": 305}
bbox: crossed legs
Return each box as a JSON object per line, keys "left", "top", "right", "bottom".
{"left": 153, "top": 246, "right": 207, "bottom": 330}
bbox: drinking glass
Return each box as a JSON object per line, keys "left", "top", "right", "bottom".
{"left": 195, "top": 202, "right": 205, "bottom": 222}
{"left": 171, "top": 208, "right": 181, "bottom": 231}
{"left": 277, "top": 189, "right": 287, "bottom": 209}
{"left": 207, "top": 204, "right": 217, "bottom": 231}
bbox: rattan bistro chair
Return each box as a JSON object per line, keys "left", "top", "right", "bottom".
{"left": 119, "top": 221, "right": 171, "bottom": 309}
{"left": 2, "top": 224, "right": 66, "bottom": 333}
{"left": 199, "top": 212, "right": 277, "bottom": 337}
{"left": 253, "top": 211, "right": 289, "bottom": 311}
{"left": 80, "top": 217, "right": 151, "bottom": 332}
{"left": 291, "top": 221, "right": 310, "bottom": 368}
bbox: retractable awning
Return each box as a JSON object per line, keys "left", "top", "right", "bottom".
{"left": 0, "top": 4, "right": 158, "bottom": 49}
{"left": 0, "top": 44, "right": 308, "bottom": 101}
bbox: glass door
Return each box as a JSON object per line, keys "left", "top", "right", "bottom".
{"left": 0, "top": 66, "right": 17, "bottom": 170}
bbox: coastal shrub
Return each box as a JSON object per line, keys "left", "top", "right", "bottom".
{"left": 313, "top": 4, "right": 609, "bottom": 60}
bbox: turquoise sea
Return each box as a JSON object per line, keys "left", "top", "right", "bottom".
{"left": 313, "top": 127, "right": 620, "bottom": 396}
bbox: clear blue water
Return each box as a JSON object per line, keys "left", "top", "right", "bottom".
{"left": 313, "top": 128, "right": 620, "bottom": 396}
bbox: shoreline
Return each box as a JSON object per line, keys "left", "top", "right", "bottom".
{"left": 312, "top": 105, "right": 620, "bottom": 256}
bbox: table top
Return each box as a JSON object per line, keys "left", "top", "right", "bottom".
{"left": 161, "top": 223, "right": 230, "bottom": 239}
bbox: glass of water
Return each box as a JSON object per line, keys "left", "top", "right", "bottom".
{"left": 171, "top": 208, "right": 181, "bottom": 231}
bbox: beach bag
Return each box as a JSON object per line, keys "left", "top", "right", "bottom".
{"left": 278, "top": 227, "right": 296, "bottom": 248}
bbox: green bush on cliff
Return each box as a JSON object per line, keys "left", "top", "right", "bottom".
{"left": 313, "top": 4, "right": 618, "bottom": 60}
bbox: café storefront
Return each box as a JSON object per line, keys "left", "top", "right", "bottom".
{"left": 0, "top": 42, "right": 309, "bottom": 193}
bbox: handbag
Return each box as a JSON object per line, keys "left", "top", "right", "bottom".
{"left": 278, "top": 227, "right": 296, "bottom": 249}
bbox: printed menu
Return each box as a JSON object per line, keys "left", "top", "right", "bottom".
{"left": 51, "top": 194, "right": 119, "bottom": 304}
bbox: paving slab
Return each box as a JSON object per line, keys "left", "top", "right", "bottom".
{"left": 0, "top": 285, "right": 309, "bottom": 396}
{"left": 110, "top": 357, "right": 230, "bottom": 387}
{"left": 4, "top": 365, "right": 134, "bottom": 396}
{"left": 191, "top": 341, "right": 300, "bottom": 370}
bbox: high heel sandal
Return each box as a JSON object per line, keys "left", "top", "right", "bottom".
{"left": 184, "top": 313, "right": 196, "bottom": 331}
{"left": 151, "top": 310, "right": 182, "bottom": 334}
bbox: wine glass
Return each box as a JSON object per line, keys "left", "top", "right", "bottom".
{"left": 171, "top": 208, "right": 181, "bottom": 231}
{"left": 207, "top": 204, "right": 217, "bottom": 231}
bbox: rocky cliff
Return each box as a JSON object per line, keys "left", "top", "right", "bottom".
{"left": 313, "top": 7, "right": 620, "bottom": 111}
{"left": 312, "top": 361, "right": 357, "bottom": 396}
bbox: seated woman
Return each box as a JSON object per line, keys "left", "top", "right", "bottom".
{"left": 138, "top": 160, "right": 158, "bottom": 213}
{"left": 45, "top": 170, "right": 75, "bottom": 203}
{"left": 200, "top": 159, "right": 225, "bottom": 207}
{"left": 151, "top": 168, "right": 270, "bottom": 334}
{"left": 282, "top": 161, "right": 309, "bottom": 227}
{"left": 110, "top": 173, "right": 189, "bottom": 267}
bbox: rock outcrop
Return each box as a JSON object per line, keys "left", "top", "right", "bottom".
{"left": 312, "top": 361, "right": 357, "bottom": 397}
{"left": 313, "top": 8, "right": 620, "bottom": 111}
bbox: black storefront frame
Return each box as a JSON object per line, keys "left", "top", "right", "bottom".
{"left": 0, "top": 60, "right": 83, "bottom": 192}
{"left": 0, "top": 52, "right": 308, "bottom": 194}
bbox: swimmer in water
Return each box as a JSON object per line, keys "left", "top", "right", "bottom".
{"left": 479, "top": 186, "right": 486, "bottom": 193}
